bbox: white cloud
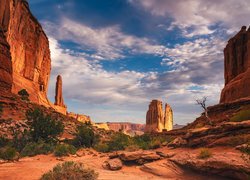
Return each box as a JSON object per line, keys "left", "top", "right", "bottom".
{"left": 43, "top": 18, "right": 165, "bottom": 60}
{"left": 129, "top": 0, "right": 250, "bottom": 36}
{"left": 48, "top": 35, "right": 224, "bottom": 124}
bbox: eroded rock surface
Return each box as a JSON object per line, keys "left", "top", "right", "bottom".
{"left": 0, "top": 0, "right": 51, "bottom": 106}
{"left": 220, "top": 26, "right": 250, "bottom": 103}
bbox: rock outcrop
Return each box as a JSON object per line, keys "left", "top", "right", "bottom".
{"left": 145, "top": 100, "right": 173, "bottom": 133}
{"left": 0, "top": 0, "right": 51, "bottom": 106}
{"left": 164, "top": 103, "right": 173, "bottom": 131}
{"left": 54, "top": 75, "right": 66, "bottom": 107}
{"left": 53, "top": 75, "right": 67, "bottom": 115}
{"left": 220, "top": 26, "right": 250, "bottom": 103}
{"left": 67, "top": 112, "right": 91, "bottom": 124}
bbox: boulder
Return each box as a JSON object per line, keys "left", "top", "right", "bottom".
{"left": 103, "top": 158, "right": 123, "bottom": 171}
{"left": 168, "top": 137, "right": 187, "bottom": 148}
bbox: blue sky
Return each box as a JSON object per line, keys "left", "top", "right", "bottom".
{"left": 28, "top": 0, "right": 250, "bottom": 124}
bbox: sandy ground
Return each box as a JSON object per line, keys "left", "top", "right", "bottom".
{"left": 0, "top": 147, "right": 240, "bottom": 180}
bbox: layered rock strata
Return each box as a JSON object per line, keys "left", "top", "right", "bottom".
{"left": 220, "top": 26, "right": 250, "bottom": 103}
{"left": 145, "top": 100, "right": 173, "bottom": 133}
{"left": 0, "top": 0, "right": 51, "bottom": 106}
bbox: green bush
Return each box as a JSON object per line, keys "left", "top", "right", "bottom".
{"left": 40, "top": 161, "right": 98, "bottom": 180}
{"left": 12, "top": 129, "right": 30, "bottom": 152}
{"left": 54, "top": 144, "right": 76, "bottom": 157}
{"left": 18, "top": 89, "right": 30, "bottom": 101}
{"left": 230, "top": 110, "right": 250, "bottom": 122}
{"left": 26, "top": 108, "right": 64, "bottom": 142}
{"left": 198, "top": 148, "right": 212, "bottom": 159}
{"left": 0, "top": 147, "right": 18, "bottom": 161}
{"left": 0, "top": 135, "right": 9, "bottom": 148}
{"left": 107, "top": 133, "right": 131, "bottom": 151}
{"left": 94, "top": 142, "right": 109, "bottom": 153}
{"left": 73, "top": 124, "right": 97, "bottom": 148}
{"left": 21, "top": 141, "right": 55, "bottom": 157}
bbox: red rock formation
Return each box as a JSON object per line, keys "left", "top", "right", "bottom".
{"left": 67, "top": 112, "right": 91, "bottom": 124}
{"left": 54, "top": 75, "right": 65, "bottom": 107}
{"left": 220, "top": 26, "right": 250, "bottom": 103}
{"left": 1, "top": 0, "right": 51, "bottom": 106}
{"left": 0, "top": 0, "right": 12, "bottom": 92}
{"left": 145, "top": 100, "right": 164, "bottom": 133}
{"left": 145, "top": 100, "right": 173, "bottom": 133}
{"left": 164, "top": 103, "right": 173, "bottom": 131}
{"left": 0, "top": 31, "right": 12, "bottom": 92}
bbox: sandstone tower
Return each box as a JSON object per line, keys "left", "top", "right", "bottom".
{"left": 54, "top": 75, "right": 65, "bottom": 107}
{"left": 145, "top": 100, "right": 173, "bottom": 133}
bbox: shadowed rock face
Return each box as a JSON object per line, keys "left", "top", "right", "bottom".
{"left": 145, "top": 100, "right": 173, "bottom": 133}
{"left": 0, "top": 0, "right": 51, "bottom": 106}
{"left": 0, "top": 0, "right": 12, "bottom": 92}
{"left": 220, "top": 26, "right": 250, "bottom": 103}
{"left": 0, "top": 31, "right": 12, "bottom": 91}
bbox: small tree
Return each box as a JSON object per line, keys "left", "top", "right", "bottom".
{"left": 18, "top": 89, "right": 29, "bottom": 101}
{"left": 73, "top": 124, "right": 96, "bottom": 148}
{"left": 196, "top": 97, "right": 211, "bottom": 124}
{"left": 26, "top": 108, "right": 64, "bottom": 142}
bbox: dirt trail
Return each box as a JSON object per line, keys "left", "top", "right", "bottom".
{"left": 0, "top": 147, "right": 241, "bottom": 180}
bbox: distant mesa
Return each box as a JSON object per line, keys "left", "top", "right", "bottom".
{"left": 145, "top": 100, "right": 173, "bottom": 133}
{"left": 220, "top": 26, "right": 250, "bottom": 103}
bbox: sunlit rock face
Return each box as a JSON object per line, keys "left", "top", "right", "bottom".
{"left": 145, "top": 100, "right": 173, "bottom": 133}
{"left": 220, "top": 26, "right": 250, "bottom": 103}
{"left": 1, "top": 0, "right": 51, "bottom": 106}
{"left": 164, "top": 103, "right": 173, "bottom": 131}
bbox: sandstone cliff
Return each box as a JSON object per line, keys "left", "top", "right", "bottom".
{"left": 0, "top": 31, "right": 12, "bottom": 92}
{"left": 220, "top": 26, "right": 250, "bottom": 103}
{"left": 145, "top": 100, "right": 173, "bottom": 133}
{"left": 0, "top": 0, "right": 51, "bottom": 106}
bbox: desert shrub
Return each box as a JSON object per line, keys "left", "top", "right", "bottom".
{"left": 54, "top": 144, "right": 76, "bottom": 157}
{"left": 40, "top": 161, "right": 98, "bottom": 180}
{"left": 0, "top": 147, "right": 18, "bottom": 161}
{"left": 125, "top": 144, "right": 140, "bottom": 152}
{"left": 107, "top": 133, "right": 131, "bottom": 151}
{"left": 94, "top": 142, "right": 109, "bottom": 153}
{"left": 230, "top": 110, "right": 250, "bottom": 122}
{"left": 26, "top": 108, "right": 64, "bottom": 142}
{"left": 11, "top": 129, "right": 30, "bottom": 152}
{"left": 21, "top": 141, "right": 55, "bottom": 157}
{"left": 18, "top": 89, "right": 30, "bottom": 101}
{"left": 0, "top": 135, "right": 9, "bottom": 148}
{"left": 0, "top": 102, "right": 3, "bottom": 114}
{"left": 198, "top": 148, "right": 212, "bottom": 159}
{"left": 73, "top": 124, "right": 97, "bottom": 148}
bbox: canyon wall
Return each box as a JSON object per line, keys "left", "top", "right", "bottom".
{"left": 145, "top": 100, "right": 173, "bottom": 133}
{"left": 220, "top": 26, "right": 250, "bottom": 103}
{"left": 1, "top": 0, "right": 51, "bottom": 106}
{"left": 0, "top": 32, "right": 12, "bottom": 92}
